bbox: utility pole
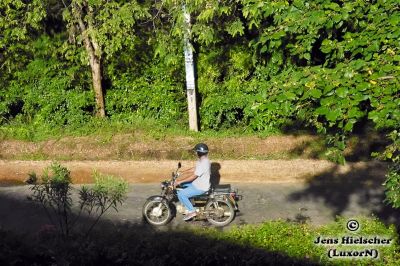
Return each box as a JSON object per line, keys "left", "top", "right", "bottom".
{"left": 182, "top": 4, "right": 199, "bottom": 131}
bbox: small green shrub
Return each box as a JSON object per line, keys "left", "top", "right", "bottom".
{"left": 27, "top": 163, "right": 128, "bottom": 237}
{"left": 79, "top": 171, "right": 128, "bottom": 236}
{"left": 383, "top": 164, "right": 400, "bottom": 209}
{"left": 381, "top": 130, "right": 400, "bottom": 208}
{"left": 27, "top": 163, "right": 73, "bottom": 237}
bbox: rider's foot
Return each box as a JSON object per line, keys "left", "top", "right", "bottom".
{"left": 183, "top": 211, "right": 197, "bottom": 221}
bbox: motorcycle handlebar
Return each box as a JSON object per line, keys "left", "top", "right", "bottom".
{"left": 165, "top": 163, "right": 182, "bottom": 188}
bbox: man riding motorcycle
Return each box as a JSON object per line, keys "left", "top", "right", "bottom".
{"left": 174, "top": 143, "right": 211, "bottom": 221}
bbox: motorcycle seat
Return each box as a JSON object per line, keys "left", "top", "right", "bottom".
{"left": 212, "top": 184, "right": 231, "bottom": 193}
{"left": 191, "top": 184, "right": 232, "bottom": 201}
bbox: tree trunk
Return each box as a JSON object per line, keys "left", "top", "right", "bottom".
{"left": 89, "top": 52, "right": 105, "bottom": 117}
{"left": 72, "top": 4, "right": 106, "bottom": 117}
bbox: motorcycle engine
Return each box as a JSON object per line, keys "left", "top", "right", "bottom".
{"left": 176, "top": 203, "right": 187, "bottom": 214}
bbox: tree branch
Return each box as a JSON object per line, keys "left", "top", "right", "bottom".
{"left": 72, "top": 3, "right": 98, "bottom": 67}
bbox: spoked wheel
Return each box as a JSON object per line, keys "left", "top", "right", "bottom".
{"left": 205, "top": 199, "right": 235, "bottom": 226}
{"left": 142, "top": 199, "right": 173, "bottom": 226}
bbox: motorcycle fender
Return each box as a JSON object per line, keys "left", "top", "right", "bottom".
{"left": 214, "top": 194, "right": 226, "bottom": 201}
{"left": 146, "top": 195, "right": 167, "bottom": 202}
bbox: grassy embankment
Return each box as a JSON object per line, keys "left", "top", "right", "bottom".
{"left": 0, "top": 118, "right": 383, "bottom": 161}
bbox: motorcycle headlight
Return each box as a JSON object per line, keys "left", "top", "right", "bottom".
{"left": 161, "top": 181, "right": 169, "bottom": 189}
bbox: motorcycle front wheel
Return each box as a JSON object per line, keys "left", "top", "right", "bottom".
{"left": 142, "top": 198, "right": 173, "bottom": 226}
{"left": 205, "top": 199, "right": 235, "bottom": 226}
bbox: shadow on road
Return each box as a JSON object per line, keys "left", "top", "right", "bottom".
{"left": 0, "top": 187, "right": 317, "bottom": 265}
{"left": 0, "top": 179, "right": 25, "bottom": 186}
{"left": 288, "top": 161, "right": 400, "bottom": 226}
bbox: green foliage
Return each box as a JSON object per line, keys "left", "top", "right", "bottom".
{"left": 237, "top": 0, "right": 399, "bottom": 163}
{"left": 81, "top": 170, "right": 128, "bottom": 214}
{"left": 1, "top": 57, "right": 93, "bottom": 127}
{"left": 27, "top": 163, "right": 73, "bottom": 237}
{"left": 0, "top": 0, "right": 46, "bottom": 74}
{"left": 63, "top": 0, "right": 150, "bottom": 59}
{"left": 0, "top": 0, "right": 47, "bottom": 119}
{"left": 27, "top": 163, "right": 128, "bottom": 237}
{"left": 383, "top": 131, "right": 400, "bottom": 163}
{"left": 224, "top": 220, "right": 321, "bottom": 259}
{"left": 105, "top": 61, "right": 186, "bottom": 125}
{"left": 79, "top": 171, "right": 128, "bottom": 235}
{"left": 382, "top": 130, "right": 400, "bottom": 208}
{"left": 317, "top": 217, "right": 400, "bottom": 265}
{"left": 1, "top": 0, "right": 398, "bottom": 137}
{"left": 384, "top": 164, "right": 400, "bottom": 209}
{"left": 196, "top": 45, "right": 255, "bottom": 129}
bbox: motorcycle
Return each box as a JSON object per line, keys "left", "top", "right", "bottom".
{"left": 142, "top": 162, "right": 242, "bottom": 226}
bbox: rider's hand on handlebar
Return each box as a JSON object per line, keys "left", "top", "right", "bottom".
{"left": 173, "top": 180, "right": 180, "bottom": 188}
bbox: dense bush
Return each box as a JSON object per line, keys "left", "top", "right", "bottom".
{"left": 383, "top": 130, "right": 400, "bottom": 207}
{"left": 1, "top": 1, "right": 398, "bottom": 136}
{"left": 27, "top": 163, "right": 128, "bottom": 237}
{"left": 105, "top": 61, "right": 186, "bottom": 124}
{"left": 188, "top": 0, "right": 399, "bottom": 162}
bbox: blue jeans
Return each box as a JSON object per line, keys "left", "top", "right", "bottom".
{"left": 177, "top": 183, "right": 205, "bottom": 213}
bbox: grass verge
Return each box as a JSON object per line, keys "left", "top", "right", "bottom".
{"left": 0, "top": 118, "right": 386, "bottom": 161}
{"left": 198, "top": 216, "right": 399, "bottom": 265}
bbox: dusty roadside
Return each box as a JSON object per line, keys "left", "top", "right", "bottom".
{"left": 0, "top": 133, "right": 388, "bottom": 185}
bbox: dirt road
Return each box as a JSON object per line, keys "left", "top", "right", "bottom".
{"left": 1, "top": 159, "right": 398, "bottom": 232}
{"left": 1, "top": 180, "right": 399, "bottom": 235}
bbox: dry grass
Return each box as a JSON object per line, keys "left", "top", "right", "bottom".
{"left": 0, "top": 134, "right": 322, "bottom": 161}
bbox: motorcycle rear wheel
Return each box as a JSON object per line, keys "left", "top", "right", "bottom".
{"left": 142, "top": 198, "right": 173, "bottom": 226}
{"left": 205, "top": 199, "right": 235, "bottom": 226}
